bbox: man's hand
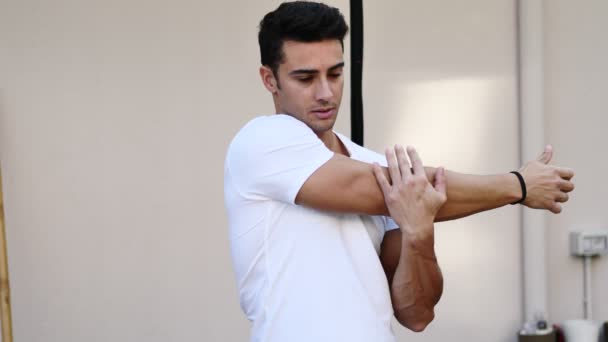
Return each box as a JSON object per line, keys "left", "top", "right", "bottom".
{"left": 372, "top": 145, "right": 447, "bottom": 241}
{"left": 519, "top": 145, "right": 575, "bottom": 214}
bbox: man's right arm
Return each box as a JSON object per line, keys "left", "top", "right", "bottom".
{"left": 295, "top": 146, "right": 574, "bottom": 220}
{"left": 295, "top": 153, "right": 387, "bottom": 214}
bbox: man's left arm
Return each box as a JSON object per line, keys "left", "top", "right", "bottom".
{"left": 373, "top": 146, "right": 447, "bottom": 332}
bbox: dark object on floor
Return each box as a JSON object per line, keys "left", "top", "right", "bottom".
{"left": 553, "top": 324, "right": 564, "bottom": 342}
{"left": 518, "top": 331, "right": 556, "bottom": 342}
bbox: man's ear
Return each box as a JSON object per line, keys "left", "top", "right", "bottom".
{"left": 260, "top": 66, "right": 279, "bottom": 94}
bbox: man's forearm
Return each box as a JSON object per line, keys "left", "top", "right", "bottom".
{"left": 389, "top": 227, "right": 443, "bottom": 332}
{"left": 378, "top": 166, "right": 521, "bottom": 220}
{"left": 423, "top": 167, "right": 521, "bottom": 221}
{"left": 369, "top": 166, "right": 521, "bottom": 220}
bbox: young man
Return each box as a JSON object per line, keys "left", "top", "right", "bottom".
{"left": 224, "top": 2, "right": 574, "bottom": 341}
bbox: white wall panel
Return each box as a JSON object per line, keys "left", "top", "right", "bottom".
{"left": 363, "top": 1, "right": 521, "bottom": 341}
{"left": 544, "top": 0, "right": 608, "bottom": 324}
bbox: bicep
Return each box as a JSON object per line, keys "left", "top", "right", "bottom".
{"left": 295, "top": 154, "right": 388, "bottom": 215}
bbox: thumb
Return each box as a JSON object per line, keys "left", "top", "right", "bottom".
{"left": 537, "top": 144, "right": 553, "bottom": 164}
{"left": 434, "top": 167, "right": 447, "bottom": 195}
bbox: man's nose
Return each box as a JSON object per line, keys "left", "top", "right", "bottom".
{"left": 315, "top": 78, "right": 333, "bottom": 101}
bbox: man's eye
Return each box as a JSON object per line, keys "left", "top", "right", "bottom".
{"left": 297, "top": 77, "right": 313, "bottom": 82}
{"left": 329, "top": 73, "right": 342, "bottom": 78}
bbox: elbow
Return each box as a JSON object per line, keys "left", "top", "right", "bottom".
{"left": 407, "top": 316, "right": 433, "bottom": 333}
{"left": 395, "top": 306, "right": 435, "bottom": 332}
{"left": 407, "top": 312, "right": 434, "bottom": 333}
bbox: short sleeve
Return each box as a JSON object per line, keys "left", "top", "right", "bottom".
{"left": 226, "top": 115, "right": 334, "bottom": 204}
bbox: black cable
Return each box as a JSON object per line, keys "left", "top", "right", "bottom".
{"left": 350, "top": 0, "right": 364, "bottom": 146}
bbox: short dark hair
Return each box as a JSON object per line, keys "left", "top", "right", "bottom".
{"left": 258, "top": 1, "right": 349, "bottom": 78}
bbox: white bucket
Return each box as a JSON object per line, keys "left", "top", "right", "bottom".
{"left": 561, "top": 319, "right": 602, "bottom": 342}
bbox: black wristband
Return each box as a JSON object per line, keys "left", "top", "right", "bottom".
{"left": 510, "top": 171, "right": 527, "bottom": 205}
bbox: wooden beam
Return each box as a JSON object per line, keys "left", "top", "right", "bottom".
{"left": 0, "top": 167, "right": 14, "bottom": 342}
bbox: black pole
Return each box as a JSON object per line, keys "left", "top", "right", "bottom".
{"left": 350, "top": 0, "right": 364, "bottom": 146}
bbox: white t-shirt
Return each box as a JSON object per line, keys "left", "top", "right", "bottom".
{"left": 224, "top": 114, "right": 399, "bottom": 342}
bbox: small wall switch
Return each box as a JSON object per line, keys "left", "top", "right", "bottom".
{"left": 570, "top": 231, "right": 608, "bottom": 257}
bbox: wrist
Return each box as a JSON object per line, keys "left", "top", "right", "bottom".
{"left": 399, "top": 220, "right": 433, "bottom": 237}
{"left": 402, "top": 229, "right": 437, "bottom": 260}
{"left": 509, "top": 171, "right": 527, "bottom": 205}
{"left": 503, "top": 173, "right": 523, "bottom": 204}
{"left": 401, "top": 223, "right": 434, "bottom": 246}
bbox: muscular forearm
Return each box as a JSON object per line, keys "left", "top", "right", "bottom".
{"left": 388, "top": 227, "right": 443, "bottom": 332}
{"left": 423, "top": 167, "right": 521, "bottom": 221}
{"left": 376, "top": 166, "right": 520, "bottom": 220}
{"left": 352, "top": 165, "right": 520, "bottom": 219}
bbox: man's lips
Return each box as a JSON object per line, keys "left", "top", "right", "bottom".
{"left": 311, "top": 107, "right": 336, "bottom": 119}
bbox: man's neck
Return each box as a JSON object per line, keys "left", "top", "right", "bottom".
{"left": 317, "top": 130, "right": 349, "bottom": 156}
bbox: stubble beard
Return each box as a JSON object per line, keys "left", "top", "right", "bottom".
{"left": 306, "top": 115, "right": 337, "bottom": 136}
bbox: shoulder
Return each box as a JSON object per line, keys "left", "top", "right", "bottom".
{"left": 237, "top": 114, "right": 311, "bottom": 138}
{"left": 226, "top": 114, "right": 325, "bottom": 167}
{"left": 230, "top": 115, "right": 314, "bottom": 149}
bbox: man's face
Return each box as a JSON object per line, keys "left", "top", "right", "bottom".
{"left": 262, "top": 39, "right": 344, "bottom": 135}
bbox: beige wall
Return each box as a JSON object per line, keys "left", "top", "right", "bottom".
{"left": 1, "top": 1, "right": 605, "bottom": 342}
{"left": 544, "top": 0, "right": 608, "bottom": 323}
{"left": 364, "top": 1, "right": 522, "bottom": 341}
{"left": 0, "top": 0, "right": 348, "bottom": 341}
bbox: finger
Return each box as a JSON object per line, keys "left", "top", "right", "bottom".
{"left": 551, "top": 203, "right": 562, "bottom": 214}
{"left": 372, "top": 162, "right": 391, "bottom": 195}
{"left": 406, "top": 146, "right": 426, "bottom": 177}
{"left": 394, "top": 145, "right": 412, "bottom": 179}
{"left": 556, "top": 167, "right": 574, "bottom": 180}
{"left": 537, "top": 144, "right": 553, "bottom": 164}
{"left": 555, "top": 192, "right": 569, "bottom": 203}
{"left": 559, "top": 180, "right": 575, "bottom": 192}
{"left": 434, "top": 167, "right": 447, "bottom": 195}
{"left": 385, "top": 148, "right": 402, "bottom": 186}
